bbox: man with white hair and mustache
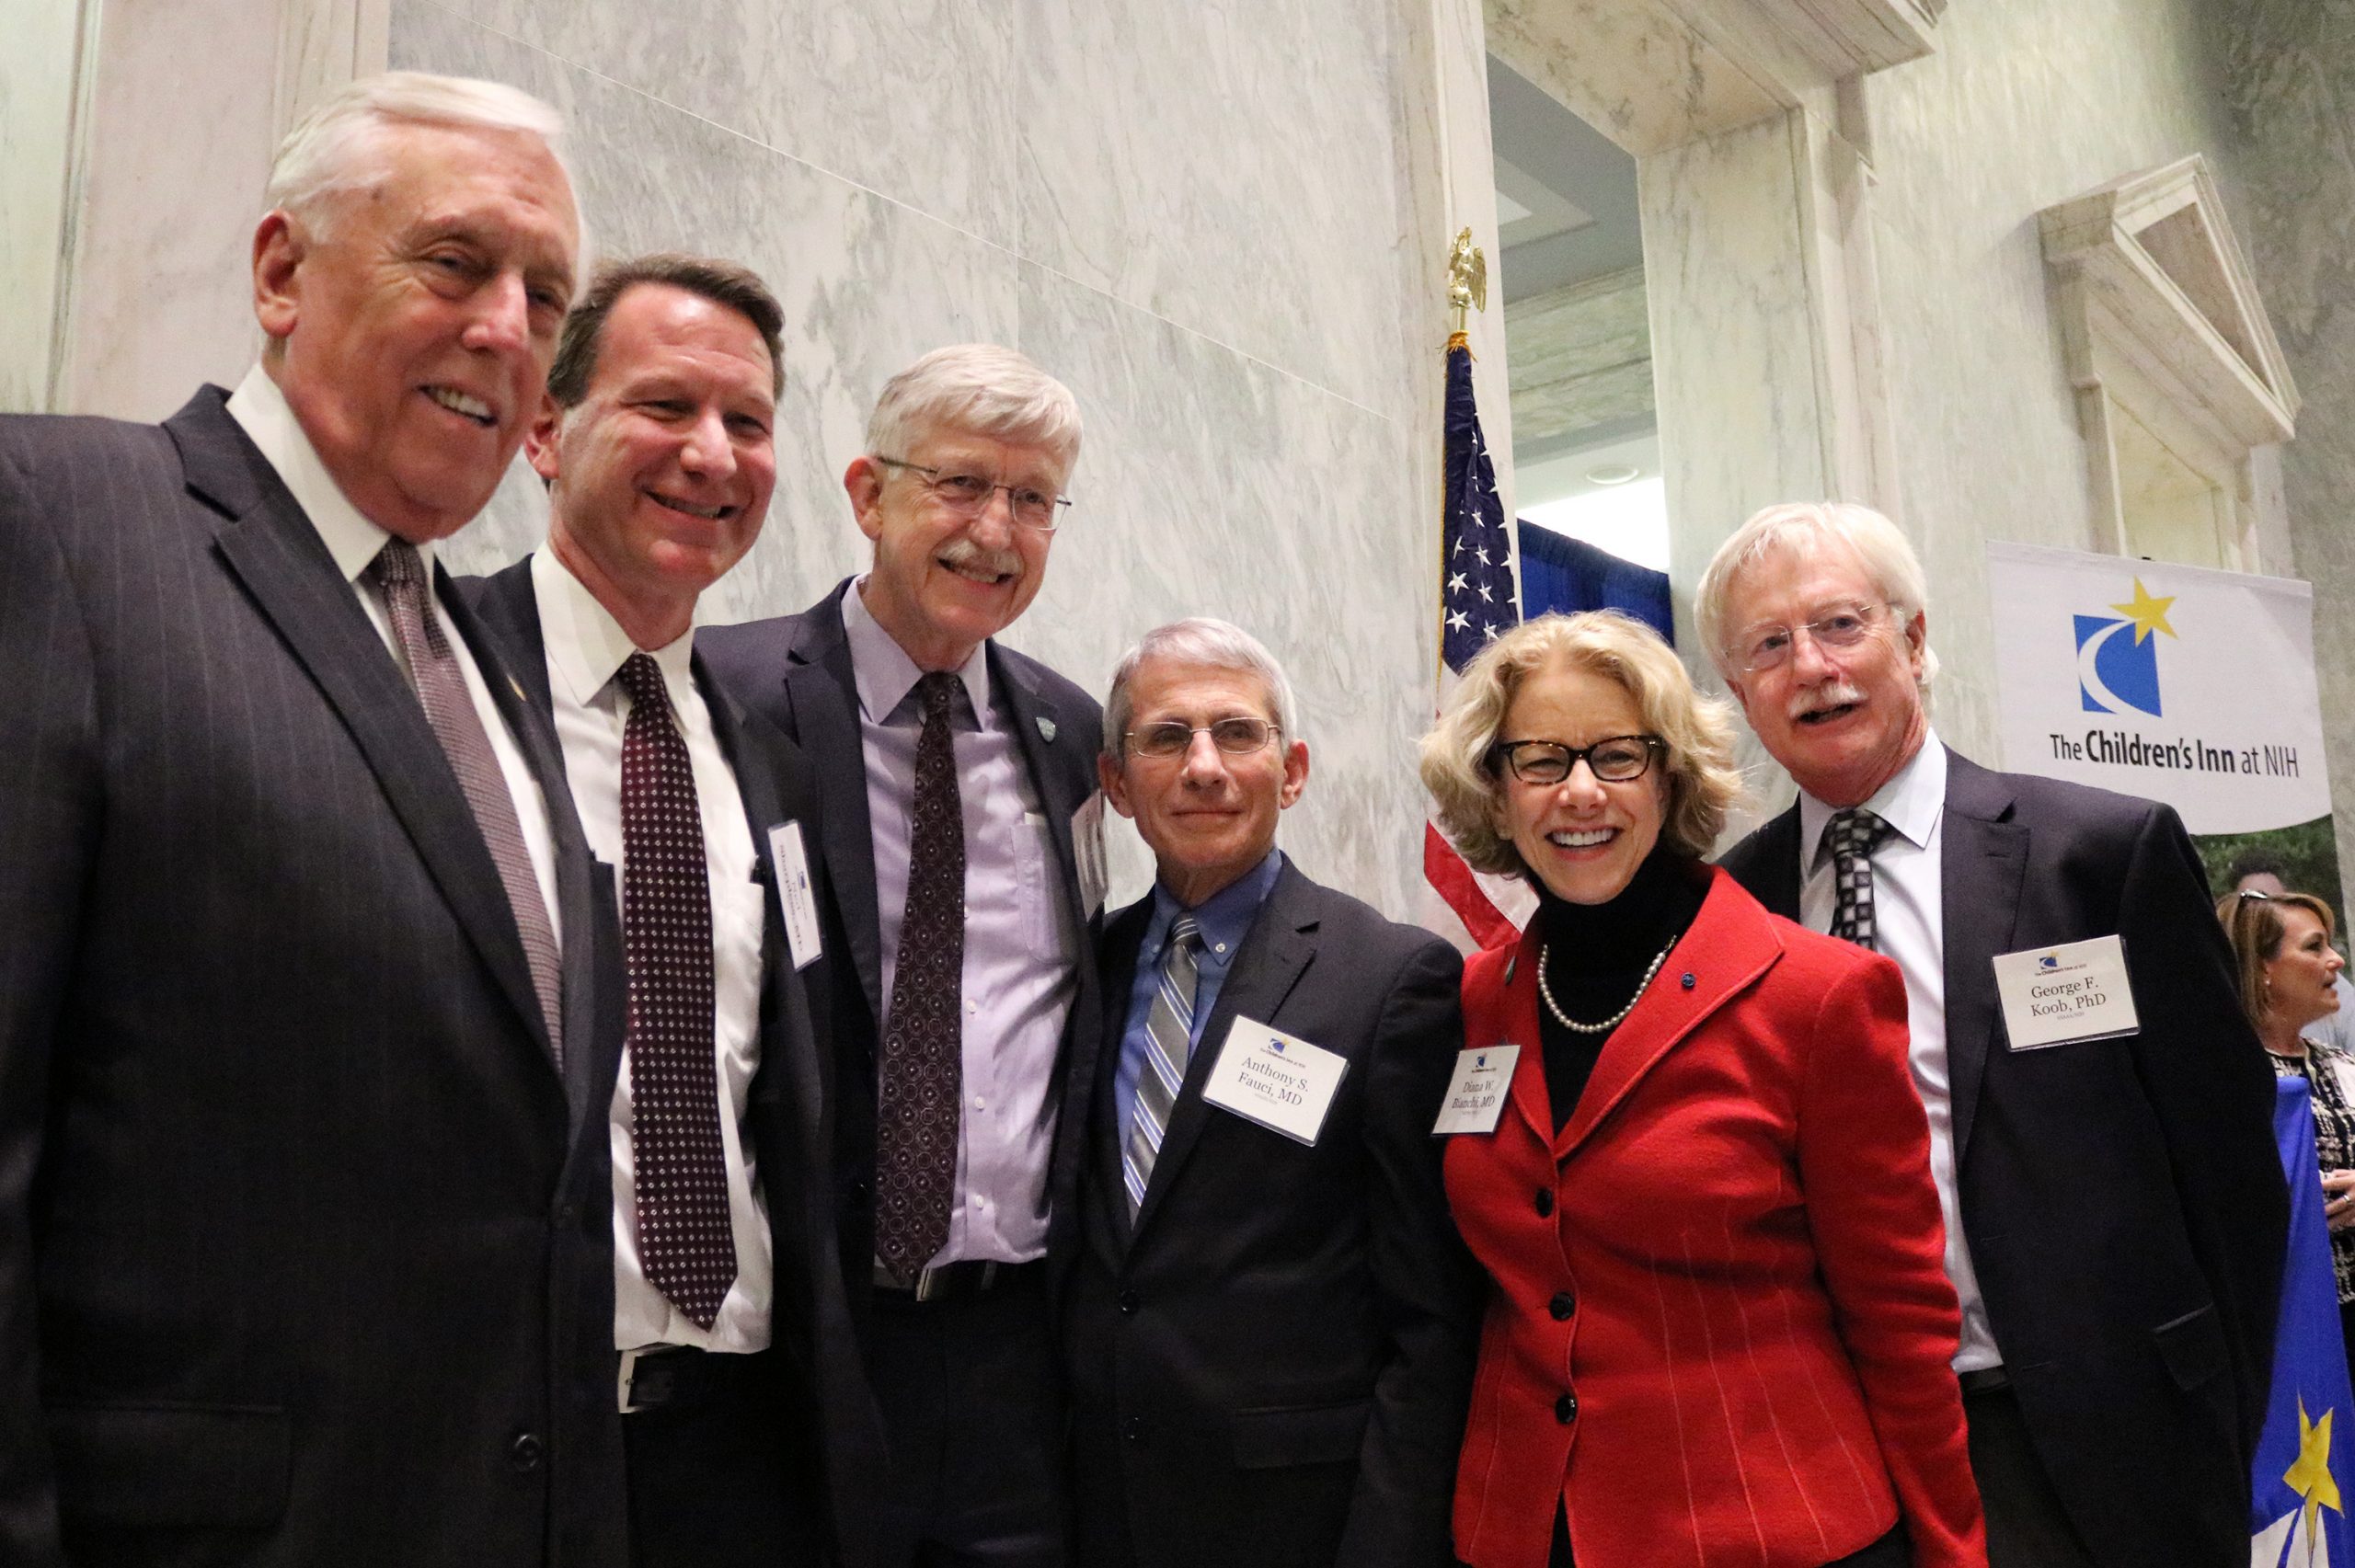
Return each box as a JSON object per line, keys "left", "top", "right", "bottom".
{"left": 1700, "top": 502, "right": 2286, "bottom": 1568}
{"left": 701, "top": 345, "right": 1102, "bottom": 1566}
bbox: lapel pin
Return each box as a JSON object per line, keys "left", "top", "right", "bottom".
{"left": 1037, "top": 715, "right": 1057, "bottom": 742}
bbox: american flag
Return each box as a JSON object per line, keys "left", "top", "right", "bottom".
{"left": 1423, "top": 337, "right": 1535, "bottom": 951}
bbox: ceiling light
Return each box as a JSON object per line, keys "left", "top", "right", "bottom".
{"left": 1585, "top": 464, "right": 1640, "bottom": 486}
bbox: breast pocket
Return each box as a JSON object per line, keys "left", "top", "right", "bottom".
{"left": 1228, "top": 1398, "right": 1372, "bottom": 1471}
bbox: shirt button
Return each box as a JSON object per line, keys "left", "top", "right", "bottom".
{"left": 972, "top": 1095, "right": 987, "bottom": 1111}
{"left": 1549, "top": 1291, "right": 1576, "bottom": 1322}
{"left": 1534, "top": 1188, "right": 1555, "bottom": 1218}
{"left": 971, "top": 1196, "right": 986, "bottom": 1209}
{"left": 510, "top": 1432, "right": 544, "bottom": 1471}
{"left": 967, "top": 1001, "right": 980, "bottom": 1014}
{"left": 1214, "top": 943, "right": 1227, "bottom": 954}
{"left": 1555, "top": 1393, "right": 1578, "bottom": 1424}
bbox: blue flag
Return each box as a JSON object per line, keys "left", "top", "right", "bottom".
{"left": 2252, "top": 1077, "right": 2355, "bottom": 1567}
{"left": 1515, "top": 522, "right": 1674, "bottom": 645}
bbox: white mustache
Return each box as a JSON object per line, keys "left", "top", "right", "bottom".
{"left": 1787, "top": 680, "right": 1866, "bottom": 720}
{"left": 939, "top": 537, "right": 1024, "bottom": 578}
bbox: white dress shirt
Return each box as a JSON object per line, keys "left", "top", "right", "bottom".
{"left": 529, "top": 549, "right": 774, "bottom": 1352}
{"left": 224, "top": 363, "right": 561, "bottom": 952}
{"left": 842, "top": 579, "right": 1077, "bottom": 1267}
{"left": 1798, "top": 732, "right": 2001, "bottom": 1373}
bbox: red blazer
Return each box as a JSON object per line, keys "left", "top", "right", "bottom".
{"left": 1446, "top": 868, "right": 1983, "bottom": 1568}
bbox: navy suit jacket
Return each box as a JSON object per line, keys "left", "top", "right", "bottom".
{"left": 1065, "top": 862, "right": 1480, "bottom": 1568}
{"left": 462, "top": 556, "right": 892, "bottom": 1568}
{"left": 0, "top": 391, "right": 629, "bottom": 1567}
{"left": 697, "top": 579, "right": 1108, "bottom": 1322}
{"left": 1717, "top": 747, "right": 2289, "bottom": 1568}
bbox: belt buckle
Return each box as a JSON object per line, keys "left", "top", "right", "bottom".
{"left": 619, "top": 1346, "right": 647, "bottom": 1414}
{"left": 909, "top": 1260, "right": 999, "bottom": 1302}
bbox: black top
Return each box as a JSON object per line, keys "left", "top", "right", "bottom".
{"left": 1533, "top": 851, "right": 1709, "bottom": 1132}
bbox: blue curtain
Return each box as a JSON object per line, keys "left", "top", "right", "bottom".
{"left": 1516, "top": 523, "right": 1673, "bottom": 647}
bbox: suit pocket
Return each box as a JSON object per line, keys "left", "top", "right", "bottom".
{"left": 1229, "top": 1398, "right": 1371, "bottom": 1470}
{"left": 49, "top": 1402, "right": 291, "bottom": 1528}
{"left": 2153, "top": 1302, "right": 2229, "bottom": 1391}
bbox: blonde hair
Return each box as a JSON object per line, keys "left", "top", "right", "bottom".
{"left": 1419, "top": 612, "right": 1742, "bottom": 876}
{"left": 2216, "top": 890, "right": 2338, "bottom": 1027}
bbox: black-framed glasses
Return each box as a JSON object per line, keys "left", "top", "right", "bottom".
{"left": 1126, "top": 717, "right": 1280, "bottom": 759}
{"left": 1490, "top": 735, "right": 1664, "bottom": 786}
{"left": 875, "top": 455, "right": 1072, "bottom": 532}
{"left": 1729, "top": 601, "right": 1893, "bottom": 674}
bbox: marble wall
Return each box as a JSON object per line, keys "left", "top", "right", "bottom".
{"left": 0, "top": 0, "right": 88, "bottom": 411}
{"left": 394, "top": 0, "right": 1472, "bottom": 917}
{"left": 2220, "top": 4, "right": 2355, "bottom": 902}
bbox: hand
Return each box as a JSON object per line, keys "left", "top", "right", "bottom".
{"left": 2323, "top": 1169, "right": 2355, "bottom": 1231}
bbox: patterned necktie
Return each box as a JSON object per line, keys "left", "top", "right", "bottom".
{"left": 615, "top": 652, "right": 736, "bottom": 1329}
{"left": 1827, "top": 807, "right": 1896, "bottom": 951}
{"left": 876, "top": 671, "right": 967, "bottom": 1281}
{"left": 368, "top": 539, "right": 563, "bottom": 1067}
{"left": 1124, "top": 915, "right": 1203, "bottom": 1218}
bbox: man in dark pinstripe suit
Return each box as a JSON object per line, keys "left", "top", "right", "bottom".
{"left": 0, "top": 74, "right": 633, "bottom": 1568}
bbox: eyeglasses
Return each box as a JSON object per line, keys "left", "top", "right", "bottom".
{"left": 1126, "top": 717, "right": 1280, "bottom": 759}
{"left": 1490, "top": 735, "right": 1664, "bottom": 786}
{"left": 875, "top": 455, "right": 1072, "bottom": 532}
{"left": 1729, "top": 601, "right": 1893, "bottom": 675}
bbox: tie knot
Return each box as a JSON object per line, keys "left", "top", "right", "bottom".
{"left": 1828, "top": 807, "right": 1890, "bottom": 860}
{"left": 916, "top": 670, "right": 961, "bottom": 723}
{"left": 615, "top": 649, "right": 669, "bottom": 713}
{"left": 368, "top": 537, "right": 425, "bottom": 593}
{"left": 1167, "top": 914, "right": 1202, "bottom": 955}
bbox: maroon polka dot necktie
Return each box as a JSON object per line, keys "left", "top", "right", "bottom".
{"left": 616, "top": 651, "right": 737, "bottom": 1328}
{"left": 876, "top": 670, "right": 966, "bottom": 1282}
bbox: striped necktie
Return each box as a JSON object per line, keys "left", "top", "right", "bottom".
{"left": 1124, "top": 915, "right": 1203, "bottom": 1217}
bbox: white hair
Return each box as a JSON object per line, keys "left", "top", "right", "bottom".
{"left": 867, "top": 344, "right": 1083, "bottom": 481}
{"left": 1102, "top": 618, "right": 1300, "bottom": 761}
{"left": 1694, "top": 500, "right": 1940, "bottom": 686}
{"left": 265, "top": 72, "right": 576, "bottom": 246}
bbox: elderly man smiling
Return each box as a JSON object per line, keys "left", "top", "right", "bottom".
{"left": 1060, "top": 618, "right": 1478, "bottom": 1568}
{"left": 0, "top": 73, "right": 626, "bottom": 1567}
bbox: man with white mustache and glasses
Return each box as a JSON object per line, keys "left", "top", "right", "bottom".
{"left": 1700, "top": 502, "right": 2287, "bottom": 1568}
{"left": 701, "top": 345, "right": 1103, "bottom": 1567}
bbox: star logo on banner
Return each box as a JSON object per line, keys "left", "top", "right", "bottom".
{"left": 2108, "top": 578, "right": 2178, "bottom": 645}
{"left": 2287, "top": 1397, "right": 2342, "bottom": 1546}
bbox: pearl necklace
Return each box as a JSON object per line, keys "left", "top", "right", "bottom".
{"left": 1537, "top": 938, "right": 1676, "bottom": 1034}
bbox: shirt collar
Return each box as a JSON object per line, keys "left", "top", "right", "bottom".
{"left": 840, "top": 574, "right": 991, "bottom": 726}
{"left": 532, "top": 546, "right": 695, "bottom": 705}
{"left": 1147, "top": 847, "right": 1285, "bottom": 954}
{"left": 224, "top": 361, "right": 432, "bottom": 585}
{"left": 1798, "top": 730, "right": 1948, "bottom": 868}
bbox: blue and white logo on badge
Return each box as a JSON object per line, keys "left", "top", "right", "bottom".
{"left": 2038, "top": 953, "right": 2061, "bottom": 972}
{"left": 2075, "top": 578, "right": 2177, "bottom": 718}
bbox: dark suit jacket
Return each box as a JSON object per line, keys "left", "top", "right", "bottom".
{"left": 1063, "top": 862, "right": 1480, "bottom": 1568}
{"left": 0, "top": 391, "right": 629, "bottom": 1567}
{"left": 462, "top": 556, "right": 891, "bottom": 1568}
{"left": 697, "top": 579, "right": 1107, "bottom": 1322}
{"left": 1717, "top": 747, "right": 2289, "bottom": 1568}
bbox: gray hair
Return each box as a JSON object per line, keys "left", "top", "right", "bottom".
{"left": 867, "top": 344, "right": 1082, "bottom": 482}
{"left": 1693, "top": 500, "right": 1939, "bottom": 686}
{"left": 265, "top": 72, "right": 576, "bottom": 248}
{"left": 1101, "top": 618, "right": 1299, "bottom": 762}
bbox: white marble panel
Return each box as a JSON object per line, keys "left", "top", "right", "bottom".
{"left": 1007, "top": 263, "right": 1434, "bottom": 921}
{"left": 391, "top": 4, "right": 1021, "bottom": 621}
{"left": 1011, "top": 0, "right": 1416, "bottom": 421}
{"left": 0, "top": 0, "right": 86, "bottom": 411}
{"left": 410, "top": 0, "right": 1019, "bottom": 253}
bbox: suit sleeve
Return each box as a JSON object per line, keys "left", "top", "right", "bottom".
{"left": 1334, "top": 937, "right": 1484, "bottom": 1568}
{"left": 0, "top": 446, "right": 99, "bottom": 1565}
{"left": 2118, "top": 802, "right": 2288, "bottom": 1457}
{"left": 1798, "top": 954, "right": 1987, "bottom": 1568}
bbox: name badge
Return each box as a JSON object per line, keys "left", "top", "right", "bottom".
{"left": 1432, "top": 1045, "right": 1520, "bottom": 1136}
{"left": 1200, "top": 1017, "right": 1348, "bottom": 1146}
{"left": 1071, "top": 790, "right": 1109, "bottom": 921}
{"left": 1993, "top": 933, "right": 2139, "bottom": 1050}
{"left": 766, "top": 821, "right": 823, "bottom": 971}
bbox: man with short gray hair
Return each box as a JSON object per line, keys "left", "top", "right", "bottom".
{"left": 702, "top": 344, "right": 1104, "bottom": 1565}
{"left": 0, "top": 72, "right": 628, "bottom": 1565}
{"left": 1704, "top": 501, "right": 2286, "bottom": 1568}
{"left": 1063, "top": 618, "right": 1477, "bottom": 1568}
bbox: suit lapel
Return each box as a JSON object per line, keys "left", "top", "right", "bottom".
{"left": 994, "top": 644, "right": 1093, "bottom": 929}
{"left": 1557, "top": 871, "right": 1781, "bottom": 1161}
{"left": 1090, "top": 898, "right": 1154, "bottom": 1259}
{"left": 1940, "top": 753, "right": 2028, "bottom": 1165}
{"left": 1129, "top": 865, "right": 1317, "bottom": 1246}
{"left": 786, "top": 594, "right": 883, "bottom": 1024}
{"left": 182, "top": 398, "right": 560, "bottom": 1078}
{"left": 1744, "top": 805, "right": 1806, "bottom": 921}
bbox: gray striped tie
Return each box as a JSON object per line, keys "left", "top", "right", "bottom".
{"left": 1123, "top": 915, "right": 1203, "bottom": 1217}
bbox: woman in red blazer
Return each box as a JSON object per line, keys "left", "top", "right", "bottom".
{"left": 1420, "top": 612, "right": 1982, "bottom": 1568}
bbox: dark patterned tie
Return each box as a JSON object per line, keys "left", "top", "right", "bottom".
{"left": 1123, "top": 915, "right": 1202, "bottom": 1217}
{"left": 876, "top": 671, "right": 966, "bottom": 1281}
{"left": 1827, "top": 807, "right": 1896, "bottom": 952}
{"left": 615, "top": 652, "right": 737, "bottom": 1329}
{"left": 368, "top": 540, "right": 564, "bottom": 1067}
